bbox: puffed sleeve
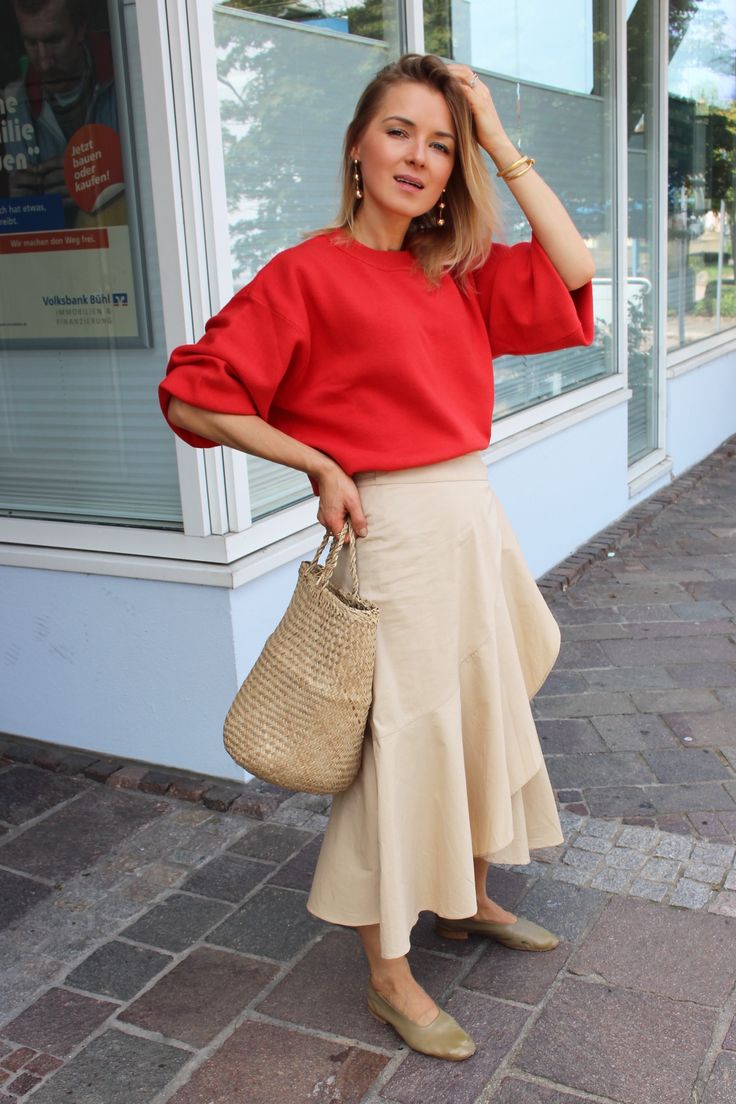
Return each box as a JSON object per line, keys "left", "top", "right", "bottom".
{"left": 473, "top": 232, "right": 594, "bottom": 359}
{"left": 158, "top": 290, "right": 310, "bottom": 449}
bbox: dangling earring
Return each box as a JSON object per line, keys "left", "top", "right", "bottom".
{"left": 353, "top": 159, "right": 362, "bottom": 199}
{"left": 436, "top": 188, "right": 447, "bottom": 227}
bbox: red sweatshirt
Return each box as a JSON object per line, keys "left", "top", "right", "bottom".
{"left": 159, "top": 231, "right": 594, "bottom": 492}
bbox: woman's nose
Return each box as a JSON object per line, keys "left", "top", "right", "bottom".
{"left": 407, "top": 142, "right": 426, "bottom": 166}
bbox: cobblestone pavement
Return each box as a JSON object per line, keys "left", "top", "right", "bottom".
{"left": 1, "top": 439, "right": 735, "bottom": 1104}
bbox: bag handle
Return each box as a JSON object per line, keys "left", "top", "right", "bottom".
{"left": 309, "top": 519, "right": 360, "bottom": 595}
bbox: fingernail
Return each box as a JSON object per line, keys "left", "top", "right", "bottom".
{"left": 359, "top": 528, "right": 368, "bottom": 537}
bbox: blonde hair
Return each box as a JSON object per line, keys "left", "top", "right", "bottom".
{"left": 307, "top": 54, "right": 501, "bottom": 286}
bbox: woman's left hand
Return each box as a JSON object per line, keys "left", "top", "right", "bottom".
{"left": 446, "top": 64, "right": 515, "bottom": 163}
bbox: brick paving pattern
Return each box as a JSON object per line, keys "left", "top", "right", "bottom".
{"left": 0, "top": 435, "right": 735, "bottom": 1103}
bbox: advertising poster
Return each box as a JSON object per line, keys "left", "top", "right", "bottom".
{"left": 0, "top": 0, "right": 148, "bottom": 347}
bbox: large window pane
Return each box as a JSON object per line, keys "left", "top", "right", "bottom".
{"left": 668, "top": 0, "right": 736, "bottom": 350}
{"left": 426, "top": 0, "right": 615, "bottom": 420}
{"left": 213, "top": 2, "right": 400, "bottom": 518}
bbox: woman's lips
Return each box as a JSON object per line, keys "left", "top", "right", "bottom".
{"left": 394, "top": 175, "right": 424, "bottom": 191}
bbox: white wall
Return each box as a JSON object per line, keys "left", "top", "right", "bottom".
{"left": 668, "top": 349, "right": 736, "bottom": 476}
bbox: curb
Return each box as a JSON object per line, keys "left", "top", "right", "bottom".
{"left": 2, "top": 434, "right": 734, "bottom": 821}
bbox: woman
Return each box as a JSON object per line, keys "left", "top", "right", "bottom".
{"left": 159, "top": 54, "right": 594, "bottom": 1062}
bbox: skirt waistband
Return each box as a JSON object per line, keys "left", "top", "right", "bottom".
{"left": 354, "top": 452, "right": 487, "bottom": 486}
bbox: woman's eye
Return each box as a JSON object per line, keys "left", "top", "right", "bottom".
{"left": 387, "top": 128, "right": 407, "bottom": 138}
{"left": 432, "top": 142, "right": 450, "bottom": 154}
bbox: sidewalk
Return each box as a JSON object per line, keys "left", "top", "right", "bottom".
{"left": 1, "top": 437, "right": 735, "bottom": 1104}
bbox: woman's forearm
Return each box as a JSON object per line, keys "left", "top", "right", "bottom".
{"left": 166, "top": 397, "right": 337, "bottom": 482}
{"left": 489, "top": 135, "right": 595, "bottom": 290}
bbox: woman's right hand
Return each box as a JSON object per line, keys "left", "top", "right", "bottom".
{"left": 316, "top": 462, "right": 368, "bottom": 540}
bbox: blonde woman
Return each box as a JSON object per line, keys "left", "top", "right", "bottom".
{"left": 160, "top": 53, "right": 594, "bottom": 1062}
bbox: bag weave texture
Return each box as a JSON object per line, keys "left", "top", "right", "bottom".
{"left": 223, "top": 521, "right": 380, "bottom": 794}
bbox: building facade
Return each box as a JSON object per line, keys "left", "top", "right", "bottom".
{"left": 1, "top": 0, "right": 734, "bottom": 780}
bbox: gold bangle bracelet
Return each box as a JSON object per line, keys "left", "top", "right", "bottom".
{"left": 496, "top": 154, "right": 530, "bottom": 178}
{"left": 502, "top": 158, "right": 536, "bottom": 181}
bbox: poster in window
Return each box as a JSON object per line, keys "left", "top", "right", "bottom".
{"left": 0, "top": 0, "right": 150, "bottom": 348}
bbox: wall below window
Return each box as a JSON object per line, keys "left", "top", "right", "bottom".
{"left": 668, "top": 350, "right": 736, "bottom": 477}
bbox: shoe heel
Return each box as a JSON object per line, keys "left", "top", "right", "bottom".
{"left": 367, "top": 1005, "right": 388, "bottom": 1024}
{"left": 435, "top": 925, "right": 469, "bottom": 941}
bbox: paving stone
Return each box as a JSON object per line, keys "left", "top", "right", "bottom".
{"left": 629, "top": 879, "right": 669, "bottom": 901}
{"left": 606, "top": 847, "right": 648, "bottom": 870}
{"left": 708, "top": 890, "right": 736, "bottom": 917}
{"left": 554, "top": 641, "right": 612, "bottom": 669}
{"left": 201, "top": 785, "right": 244, "bottom": 812}
{"left": 138, "top": 770, "right": 175, "bottom": 795}
{"left": 0, "top": 765, "right": 86, "bottom": 825}
{"left": 515, "top": 976, "right": 718, "bottom": 1104}
{"left": 581, "top": 666, "right": 676, "bottom": 692}
{"left": 0, "top": 1046, "right": 37, "bottom": 1071}
{"left": 657, "top": 813, "right": 698, "bottom": 835}
{"left": 569, "top": 895, "right": 736, "bottom": 1003}
{"left": 665, "top": 661, "right": 736, "bottom": 686}
{"left": 167, "top": 1019, "right": 387, "bottom": 1104}
{"left": 23, "top": 1053, "right": 63, "bottom": 1077}
{"left": 167, "top": 776, "right": 212, "bottom": 802}
{"left": 118, "top": 945, "right": 277, "bottom": 1046}
{"left": 640, "top": 856, "right": 681, "bottom": 881}
{"left": 616, "top": 824, "right": 661, "bottom": 849}
{"left": 82, "top": 758, "right": 124, "bottom": 782}
{"left": 631, "top": 689, "right": 721, "bottom": 713}
{"left": 6, "top": 1070, "right": 41, "bottom": 1095}
{"left": 64, "top": 940, "right": 173, "bottom": 1001}
{"left": 547, "top": 752, "right": 656, "bottom": 789}
{"left": 602, "top": 636, "right": 736, "bottom": 666}
{"left": 582, "top": 818, "right": 620, "bottom": 839}
{"left": 590, "top": 714, "right": 679, "bottom": 751}
{"left": 494, "top": 1080, "right": 593, "bottom": 1104}
{"left": 460, "top": 939, "right": 573, "bottom": 1007}
{"left": 0, "top": 869, "right": 54, "bottom": 930}
{"left": 573, "top": 834, "right": 613, "bottom": 853}
{"left": 380, "top": 990, "right": 529, "bottom": 1104}
{"left": 0, "top": 788, "right": 167, "bottom": 881}
{"left": 663, "top": 711, "right": 736, "bottom": 746}
{"left": 685, "top": 861, "right": 728, "bottom": 885}
{"left": 205, "top": 885, "right": 324, "bottom": 960}
{"left": 590, "top": 867, "right": 634, "bottom": 893}
{"left": 670, "top": 878, "right": 714, "bottom": 909}
{"left": 229, "top": 792, "right": 284, "bottom": 819}
{"left": 557, "top": 810, "right": 588, "bottom": 838}
{"left": 671, "top": 601, "right": 735, "bottom": 620}
{"left": 0, "top": 988, "right": 117, "bottom": 1058}
{"left": 562, "top": 848, "right": 603, "bottom": 871}
{"left": 536, "top": 670, "right": 589, "bottom": 696}
{"left": 119, "top": 893, "right": 231, "bottom": 953}
{"left": 107, "top": 766, "right": 148, "bottom": 790}
{"left": 266, "top": 835, "right": 323, "bottom": 891}
{"left": 25, "top": 1028, "right": 189, "bottom": 1104}
{"left": 724, "top": 1012, "right": 736, "bottom": 1050}
{"left": 514, "top": 879, "right": 605, "bottom": 945}
{"left": 643, "top": 748, "right": 732, "bottom": 782}
{"left": 534, "top": 692, "right": 637, "bottom": 719}
{"left": 692, "top": 840, "right": 736, "bottom": 865}
{"left": 703, "top": 1052, "right": 736, "bottom": 1104}
{"left": 549, "top": 865, "right": 591, "bottom": 886}
{"left": 179, "top": 853, "right": 270, "bottom": 904}
{"left": 228, "top": 825, "right": 313, "bottom": 865}
{"left": 258, "top": 929, "right": 450, "bottom": 1045}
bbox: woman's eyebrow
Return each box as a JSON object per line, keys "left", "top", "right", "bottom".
{"left": 381, "top": 115, "right": 456, "bottom": 141}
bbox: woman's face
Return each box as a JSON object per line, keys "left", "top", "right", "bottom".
{"left": 350, "top": 81, "right": 456, "bottom": 234}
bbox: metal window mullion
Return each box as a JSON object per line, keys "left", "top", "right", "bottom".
{"left": 135, "top": 0, "right": 210, "bottom": 536}
{"left": 655, "top": 0, "right": 669, "bottom": 456}
{"left": 615, "top": 0, "right": 629, "bottom": 400}
{"left": 164, "top": 0, "right": 231, "bottom": 535}
{"left": 186, "top": 0, "right": 253, "bottom": 532}
{"left": 404, "top": 0, "right": 425, "bottom": 54}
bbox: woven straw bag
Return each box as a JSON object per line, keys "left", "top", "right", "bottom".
{"left": 223, "top": 519, "right": 380, "bottom": 794}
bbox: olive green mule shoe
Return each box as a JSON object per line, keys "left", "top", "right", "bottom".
{"left": 434, "top": 914, "right": 560, "bottom": 951}
{"left": 366, "top": 981, "right": 475, "bottom": 1060}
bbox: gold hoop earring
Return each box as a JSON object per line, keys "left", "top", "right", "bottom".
{"left": 353, "top": 159, "right": 363, "bottom": 200}
{"left": 436, "top": 188, "right": 447, "bottom": 227}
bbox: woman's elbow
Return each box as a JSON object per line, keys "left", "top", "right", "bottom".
{"left": 166, "top": 395, "right": 191, "bottom": 429}
{"left": 566, "top": 255, "right": 596, "bottom": 291}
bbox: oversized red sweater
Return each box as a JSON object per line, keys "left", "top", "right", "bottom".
{"left": 159, "top": 231, "right": 594, "bottom": 492}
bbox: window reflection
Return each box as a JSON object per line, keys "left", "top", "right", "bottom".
{"left": 668, "top": 0, "right": 736, "bottom": 349}
{"left": 217, "top": 1, "right": 391, "bottom": 42}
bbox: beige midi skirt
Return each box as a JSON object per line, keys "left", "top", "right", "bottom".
{"left": 305, "top": 451, "right": 563, "bottom": 959}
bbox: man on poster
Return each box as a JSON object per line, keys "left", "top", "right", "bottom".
{"left": 2, "top": 0, "right": 118, "bottom": 222}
